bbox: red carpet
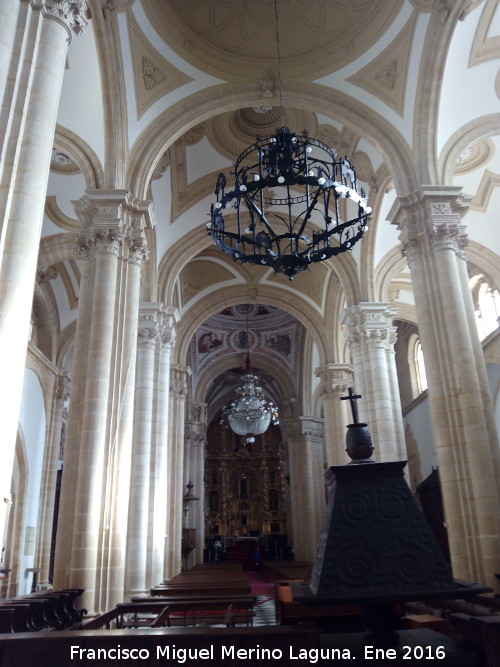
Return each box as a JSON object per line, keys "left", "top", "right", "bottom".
{"left": 247, "top": 569, "right": 275, "bottom": 596}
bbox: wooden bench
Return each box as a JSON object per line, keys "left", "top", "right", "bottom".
{"left": 150, "top": 583, "right": 251, "bottom": 596}
{"left": 82, "top": 597, "right": 256, "bottom": 630}
{"left": 0, "top": 589, "right": 85, "bottom": 632}
{"left": 274, "top": 579, "right": 363, "bottom": 630}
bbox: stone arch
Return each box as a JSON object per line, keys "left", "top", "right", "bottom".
{"left": 172, "top": 287, "right": 329, "bottom": 369}
{"left": 53, "top": 125, "right": 104, "bottom": 190}
{"left": 374, "top": 245, "right": 408, "bottom": 303}
{"left": 159, "top": 222, "right": 362, "bottom": 313}
{"left": 194, "top": 351, "right": 296, "bottom": 425}
{"left": 127, "top": 82, "right": 416, "bottom": 199}
{"left": 438, "top": 114, "right": 500, "bottom": 184}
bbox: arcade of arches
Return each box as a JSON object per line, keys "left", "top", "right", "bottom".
{"left": 0, "top": 0, "right": 499, "bottom": 616}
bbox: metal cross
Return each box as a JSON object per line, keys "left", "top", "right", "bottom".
{"left": 340, "top": 387, "right": 362, "bottom": 423}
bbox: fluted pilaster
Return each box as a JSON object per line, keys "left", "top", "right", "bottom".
{"left": 315, "top": 364, "right": 353, "bottom": 466}
{"left": 166, "top": 365, "right": 191, "bottom": 580}
{"left": 36, "top": 373, "right": 69, "bottom": 584}
{"left": 284, "top": 417, "right": 325, "bottom": 561}
{"left": 341, "top": 303, "right": 406, "bottom": 462}
{"left": 125, "top": 303, "right": 166, "bottom": 596}
{"left": 0, "top": 0, "right": 89, "bottom": 544}
{"left": 389, "top": 186, "right": 500, "bottom": 590}
{"left": 184, "top": 402, "right": 207, "bottom": 567}
{"left": 54, "top": 190, "right": 149, "bottom": 612}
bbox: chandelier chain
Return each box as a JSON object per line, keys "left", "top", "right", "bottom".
{"left": 273, "top": 0, "right": 285, "bottom": 128}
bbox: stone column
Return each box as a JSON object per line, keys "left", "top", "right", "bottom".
{"left": 36, "top": 373, "right": 69, "bottom": 584}
{"left": 151, "top": 311, "right": 176, "bottom": 586}
{"left": 341, "top": 303, "right": 406, "bottom": 462}
{"left": 315, "top": 364, "right": 353, "bottom": 466}
{"left": 125, "top": 303, "right": 163, "bottom": 597}
{"left": 53, "top": 191, "right": 149, "bottom": 613}
{"left": 0, "top": 0, "right": 89, "bottom": 555}
{"left": 166, "top": 365, "right": 191, "bottom": 580}
{"left": 103, "top": 241, "right": 146, "bottom": 609}
{"left": 0, "top": 0, "right": 18, "bottom": 122}
{"left": 284, "top": 417, "right": 325, "bottom": 561}
{"left": 389, "top": 186, "right": 500, "bottom": 590}
{"left": 184, "top": 401, "right": 207, "bottom": 567}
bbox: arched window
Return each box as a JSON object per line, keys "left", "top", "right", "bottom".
{"left": 415, "top": 340, "right": 428, "bottom": 393}
{"left": 470, "top": 274, "right": 500, "bottom": 341}
{"left": 408, "top": 333, "right": 428, "bottom": 398}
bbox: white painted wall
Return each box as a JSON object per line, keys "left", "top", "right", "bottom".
{"left": 403, "top": 396, "right": 437, "bottom": 483}
{"left": 486, "top": 362, "right": 500, "bottom": 442}
{"left": 17, "top": 370, "right": 46, "bottom": 594}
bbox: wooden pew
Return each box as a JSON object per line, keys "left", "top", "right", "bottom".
{"left": 273, "top": 580, "right": 363, "bottom": 630}
{"left": 0, "top": 588, "right": 85, "bottom": 632}
{"left": 82, "top": 597, "right": 256, "bottom": 629}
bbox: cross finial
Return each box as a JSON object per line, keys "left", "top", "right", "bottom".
{"left": 340, "top": 387, "right": 362, "bottom": 424}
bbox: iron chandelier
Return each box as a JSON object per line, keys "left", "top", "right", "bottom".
{"left": 208, "top": 125, "right": 371, "bottom": 280}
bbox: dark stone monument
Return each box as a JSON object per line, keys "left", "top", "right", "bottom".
{"left": 293, "top": 390, "right": 490, "bottom": 651}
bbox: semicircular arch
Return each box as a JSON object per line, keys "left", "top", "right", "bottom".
{"left": 438, "top": 114, "right": 500, "bottom": 184}
{"left": 195, "top": 351, "right": 296, "bottom": 422}
{"left": 128, "top": 82, "right": 416, "bottom": 199}
{"left": 159, "top": 222, "right": 361, "bottom": 325}
{"left": 172, "top": 287, "right": 329, "bottom": 369}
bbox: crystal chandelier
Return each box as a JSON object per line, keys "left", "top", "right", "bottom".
{"left": 208, "top": 126, "right": 370, "bottom": 280}
{"left": 221, "top": 354, "right": 279, "bottom": 445}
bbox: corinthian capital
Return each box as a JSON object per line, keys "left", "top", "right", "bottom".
{"left": 342, "top": 303, "right": 398, "bottom": 351}
{"left": 316, "top": 364, "right": 353, "bottom": 397}
{"left": 388, "top": 186, "right": 470, "bottom": 261}
{"left": 35, "top": 0, "right": 90, "bottom": 39}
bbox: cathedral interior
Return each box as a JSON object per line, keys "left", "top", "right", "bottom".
{"left": 0, "top": 0, "right": 499, "bottom": 638}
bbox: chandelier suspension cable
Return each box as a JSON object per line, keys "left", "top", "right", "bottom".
{"left": 220, "top": 305, "right": 279, "bottom": 444}
{"left": 273, "top": 0, "right": 285, "bottom": 128}
{"left": 207, "top": 3, "right": 371, "bottom": 279}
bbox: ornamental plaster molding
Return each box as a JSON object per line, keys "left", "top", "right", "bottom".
{"left": 127, "top": 10, "right": 193, "bottom": 120}
{"left": 143, "top": 0, "right": 404, "bottom": 81}
{"left": 469, "top": 0, "right": 500, "bottom": 66}
{"left": 347, "top": 10, "right": 418, "bottom": 117}
{"left": 34, "top": 0, "right": 90, "bottom": 39}
{"left": 37, "top": 265, "right": 58, "bottom": 284}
